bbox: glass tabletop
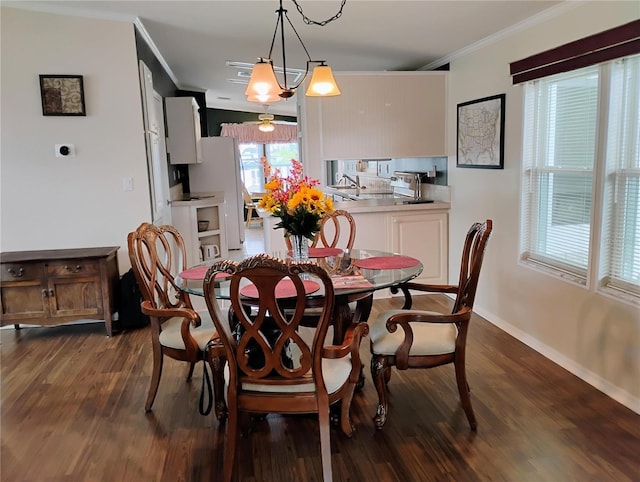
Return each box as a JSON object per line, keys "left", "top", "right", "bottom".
{"left": 177, "top": 248, "right": 423, "bottom": 300}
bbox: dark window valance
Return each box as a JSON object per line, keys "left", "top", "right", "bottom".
{"left": 510, "top": 19, "right": 640, "bottom": 84}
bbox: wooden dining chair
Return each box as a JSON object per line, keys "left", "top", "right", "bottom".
{"left": 243, "top": 185, "right": 262, "bottom": 228}
{"left": 127, "top": 223, "right": 226, "bottom": 419}
{"left": 203, "top": 254, "right": 369, "bottom": 482}
{"left": 369, "top": 219, "right": 492, "bottom": 430}
{"left": 284, "top": 209, "right": 357, "bottom": 251}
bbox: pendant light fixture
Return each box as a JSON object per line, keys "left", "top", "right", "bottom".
{"left": 245, "top": 0, "right": 345, "bottom": 103}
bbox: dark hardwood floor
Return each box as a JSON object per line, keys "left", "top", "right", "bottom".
{"left": 2, "top": 294, "right": 639, "bottom": 481}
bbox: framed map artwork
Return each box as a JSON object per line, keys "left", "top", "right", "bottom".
{"left": 39, "top": 75, "right": 86, "bottom": 116}
{"left": 456, "top": 94, "right": 505, "bottom": 169}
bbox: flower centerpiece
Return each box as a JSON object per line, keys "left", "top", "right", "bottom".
{"left": 258, "top": 158, "right": 333, "bottom": 260}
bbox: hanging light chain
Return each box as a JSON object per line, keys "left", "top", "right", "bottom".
{"left": 291, "top": 0, "right": 347, "bottom": 26}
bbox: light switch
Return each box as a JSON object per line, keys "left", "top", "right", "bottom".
{"left": 122, "top": 177, "right": 134, "bottom": 192}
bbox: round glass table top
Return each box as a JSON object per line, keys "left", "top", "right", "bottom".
{"left": 176, "top": 248, "right": 423, "bottom": 300}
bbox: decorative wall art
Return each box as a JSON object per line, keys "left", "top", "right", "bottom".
{"left": 457, "top": 94, "right": 505, "bottom": 169}
{"left": 39, "top": 75, "right": 86, "bottom": 116}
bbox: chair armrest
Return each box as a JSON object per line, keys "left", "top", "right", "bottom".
{"left": 141, "top": 300, "right": 202, "bottom": 327}
{"left": 394, "top": 282, "right": 458, "bottom": 309}
{"left": 386, "top": 307, "right": 471, "bottom": 369}
{"left": 323, "top": 323, "right": 369, "bottom": 383}
{"left": 402, "top": 282, "right": 458, "bottom": 294}
{"left": 322, "top": 323, "right": 369, "bottom": 360}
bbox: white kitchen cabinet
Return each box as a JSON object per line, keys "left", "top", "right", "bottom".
{"left": 165, "top": 97, "right": 202, "bottom": 164}
{"left": 262, "top": 203, "right": 449, "bottom": 290}
{"left": 390, "top": 211, "right": 448, "bottom": 285}
{"left": 171, "top": 194, "right": 228, "bottom": 268}
{"left": 299, "top": 72, "right": 446, "bottom": 165}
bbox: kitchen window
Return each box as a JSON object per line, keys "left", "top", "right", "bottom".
{"left": 520, "top": 54, "right": 639, "bottom": 303}
{"left": 239, "top": 142, "right": 299, "bottom": 193}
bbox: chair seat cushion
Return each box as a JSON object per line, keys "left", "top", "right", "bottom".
{"left": 159, "top": 311, "right": 216, "bottom": 350}
{"left": 228, "top": 356, "right": 352, "bottom": 395}
{"left": 370, "top": 309, "right": 457, "bottom": 356}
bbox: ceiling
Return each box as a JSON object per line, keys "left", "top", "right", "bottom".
{"left": 8, "top": 1, "right": 563, "bottom": 116}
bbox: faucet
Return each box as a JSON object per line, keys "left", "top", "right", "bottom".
{"left": 342, "top": 174, "right": 360, "bottom": 188}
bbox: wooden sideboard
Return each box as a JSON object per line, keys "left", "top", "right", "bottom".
{"left": 0, "top": 247, "right": 119, "bottom": 336}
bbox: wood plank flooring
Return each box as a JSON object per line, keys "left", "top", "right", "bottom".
{"left": 2, "top": 294, "right": 639, "bottom": 481}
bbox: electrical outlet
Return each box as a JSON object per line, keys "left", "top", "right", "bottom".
{"left": 55, "top": 144, "right": 75, "bottom": 157}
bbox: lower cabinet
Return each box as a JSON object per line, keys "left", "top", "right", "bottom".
{"left": 390, "top": 211, "right": 448, "bottom": 285}
{"left": 0, "top": 247, "right": 119, "bottom": 336}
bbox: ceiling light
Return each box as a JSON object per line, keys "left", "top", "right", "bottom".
{"left": 245, "top": 0, "right": 346, "bottom": 103}
{"left": 258, "top": 113, "right": 275, "bottom": 132}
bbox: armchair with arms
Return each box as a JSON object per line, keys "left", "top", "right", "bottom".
{"left": 369, "top": 219, "right": 492, "bottom": 430}
{"left": 203, "top": 254, "right": 368, "bottom": 482}
{"left": 127, "top": 223, "right": 226, "bottom": 419}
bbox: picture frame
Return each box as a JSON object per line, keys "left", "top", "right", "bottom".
{"left": 456, "top": 93, "right": 505, "bottom": 169}
{"left": 39, "top": 75, "right": 86, "bottom": 116}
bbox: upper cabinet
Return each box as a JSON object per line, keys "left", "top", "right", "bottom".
{"left": 165, "top": 97, "right": 202, "bottom": 164}
{"left": 299, "top": 72, "right": 446, "bottom": 162}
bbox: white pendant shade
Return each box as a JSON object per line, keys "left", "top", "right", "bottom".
{"left": 306, "top": 65, "right": 341, "bottom": 96}
{"left": 245, "top": 61, "right": 282, "bottom": 103}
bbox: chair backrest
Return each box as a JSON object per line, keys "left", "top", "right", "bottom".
{"left": 203, "top": 254, "right": 335, "bottom": 389}
{"left": 311, "top": 209, "right": 356, "bottom": 249}
{"left": 127, "top": 222, "right": 191, "bottom": 312}
{"left": 452, "top": 219, "right": 493, "bottom": 314}
{"left": 242, "top": 185, "right": 254, "bottom": 205}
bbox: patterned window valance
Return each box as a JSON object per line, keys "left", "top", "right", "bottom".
{"left": 220, "top": 123, "right": 298, "bottom": 143}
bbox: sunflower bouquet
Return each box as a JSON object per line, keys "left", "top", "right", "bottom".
{"left": 258, "top": 158, "right": 334, "bottom": 241}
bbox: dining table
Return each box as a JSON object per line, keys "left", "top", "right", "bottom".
{"left": 177, "top": 248, "right": 423, "bottom": 344}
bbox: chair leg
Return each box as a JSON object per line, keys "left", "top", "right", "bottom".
{"left": 338, "top": 385, "right": 356, "bottom": 437}
{"left": 371, "top": 355, "right": 390, "bottom": 429}
{"left": 209, "top": 356, "right": 228, "bottom": 421}
{"left": 145, "top": 342, "right": 164, "bottom": 412}
{"left": 454, "top": 359, "right": 477, "bottom": 431}
{"left": 222, "top": 397, "right": 238, "bottom": 482}
{"left": 318, "top": 400, "right": 333, "bottom": 482}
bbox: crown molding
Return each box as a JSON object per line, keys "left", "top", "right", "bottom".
{"left": 133, "top": 17, "right": 180, "bottom": 89}
{"left": 419, "top": 1, "right": 581, "bottom": 71}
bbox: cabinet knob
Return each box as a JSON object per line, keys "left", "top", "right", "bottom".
{"left": 42, "top": 289, "right": 48, "bottom": 298}
{"left": 7, "top": 267, "right": 24, "bottom": 278}
{"left": 64, "top": 265, "right": 82, "bottom": 273}
{"left": 49, "top": 289, "right": 55, "bottom": 297}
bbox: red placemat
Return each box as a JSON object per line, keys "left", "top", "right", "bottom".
{"left": 239, "top": 279, "right": 320, "bottom": 299}
{"left": 179, "top": 267, "right": 231, "bottom": 280}
{"left": 354, "top": 256, "right": 421, "bottom": 270}
{"left": 309, "top": 247, "right": 343, "bottom": 258}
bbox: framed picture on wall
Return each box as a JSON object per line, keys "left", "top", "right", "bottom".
{"left": 39, "top": 75, "right": 86, "bottom": 116}
{"left": 456, "top": 93, "right": 505, "bottom": 169}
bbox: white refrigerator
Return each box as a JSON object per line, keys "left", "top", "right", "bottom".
{"left": 188, "top": 136, "right": 245, "bottom": 250}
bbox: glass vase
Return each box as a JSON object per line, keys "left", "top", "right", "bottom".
{"left": 289, "top": 234, "right": 310, "bottom": 261}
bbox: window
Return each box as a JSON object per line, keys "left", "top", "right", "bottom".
{"left": 520, "top": 54, "right": 639, "bottom": 302}
{"left": 239, "top": 141, "right": 299, "bottom": 193}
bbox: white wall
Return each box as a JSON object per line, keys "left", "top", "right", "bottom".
{"left": 447, "top": 2, "right": 639, "bottom": 411}
{"left": 0, "top": 8, "right": 152, "bottom": 273}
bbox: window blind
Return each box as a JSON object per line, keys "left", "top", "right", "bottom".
{"left": 521, "top": 66, "right": 599, "bottom": 282}
{"left": 602, "top": 55, "right": 640, "bottom": 296}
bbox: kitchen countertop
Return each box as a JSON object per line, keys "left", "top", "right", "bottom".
{"left": 323, "top": 186, "right": 449, "bottom": 213}
{"left": 332, "top": 197, "right": 450, "bottom": 213}
{"left": 170, "top": 191, "right": 224, "bottom": 206}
